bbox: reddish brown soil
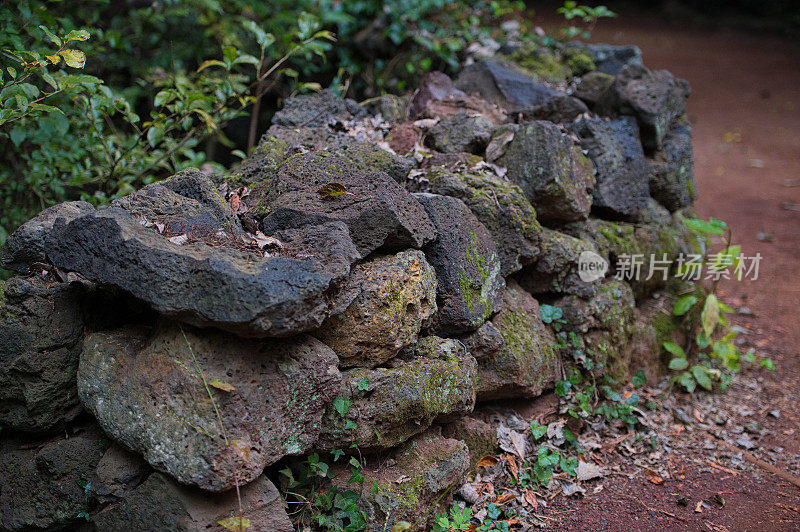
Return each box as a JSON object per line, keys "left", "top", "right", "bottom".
{"left": 528, "top": 13, "right": 800, "bottom": 531}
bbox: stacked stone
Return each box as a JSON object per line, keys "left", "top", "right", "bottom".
{"left": 0, "top": 42, "right": 695, "bottom": 531}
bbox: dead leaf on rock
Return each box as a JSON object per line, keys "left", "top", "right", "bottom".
{"left": 485, "top": 130, "right": 514, "bottom": 162}
{"left": 218, "top": 517, "right": 251, "bottom": 530}
{"left": 209, "top": 378, "right": 235, "bottom": 392}
{"left": 318, "top": 182, "right": 350, "bottom": 199}
{"left": 647, "top": 471, "right": 665, "bottom": 485}
{"left": 252, "top": 231, "right": 284, "bottom": 249}
{"left": 229, "top": 439, "right": 251, "bottom": 463}
{"left": 168, "top": 234, "right": 188, "bottom": 246}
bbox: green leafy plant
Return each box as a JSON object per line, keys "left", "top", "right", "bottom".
{"left": 556, "top": 1, "right": 616, "bottom": 41}
{"left": 666, "top": 217, "right": 774, "bottom": 392}
{"left": 432, "top": 505, "right": 473, "bottom": 532}
{"left": 280, "top": 452, "right": 368, "bottom": 531}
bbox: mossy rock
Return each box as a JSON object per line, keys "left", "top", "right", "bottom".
{"left": 426, "top": 166, "right": 543, "bottom": 276}
{"left": 316, "top": 337, "right": 477, "bottom": 452}
{"left": 501, "top": 45, "right": 595, "bottom": 82}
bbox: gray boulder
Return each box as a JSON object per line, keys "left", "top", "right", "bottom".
{"left": 455, "top": 61, "right": 564, "bottom": 115}
{"left": 36, "top": 206, "right": 358, "bottom": 337}
{"left": 569, "top": 116, "right": 649, "bottom": 219}
{"left": 316, "top": 250, "right": 438, "bottom": 368}
{"left": 316, "top": 336, "right": 477, "bottom": 452}
{"left": 330, "top": 429, "right": 470, "bottom": 532}
{"left": 497, "top": 121, "right": 595, "bottom": 224}
{"left": 256, "top": 150, "right": 435, "bottom": 257}
{"left": 78, "top": 323, "right": 341, "bottom": 492}
{"left": 566, "top": 43, "right": 643, "bottom": 76}
{"left": 648, "top": 123, "right": 696, "bottom": 211}
{"left": 515, "top": 228, "right": 599, "bottom": 298}
{"left": 270, "top": 88, "right": 364, "bottom": 127}
{"left": 0, "top": 201, "right": 94, "bottom": 272}
{"left": 92, "top": 443, "right": 150, "bottom": 505}
{"left": 425, "top": 167, "right": 543, "bottom": 276}
{"left": 93, "top": 473, "right": 293, "bottom": 532}
{"left": 427, "top": 112, "right": 495, "bottom": 153}
{"left": 598, "top": 64, "right": 690, "bottom": 151}
{"left": 0, "top": 276, "right": 86, "bottom": 432}
{"left": 415, "top": 193, "right": 505, "bottom": 334}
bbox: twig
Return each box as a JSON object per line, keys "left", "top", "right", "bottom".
{"left": 180, "top": 326, "right": 245, "bottom": 529}
{"left": 713, "top": 438, "right": 800, "bottom": 491}
{"left": 775, "top": 503, "right": 800, "bottom": 514}
{"left": 707, "top": 461, "right": 739, "bottom": 476}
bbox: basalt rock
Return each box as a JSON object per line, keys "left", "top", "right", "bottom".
{"left": 93, "top": 473, "right": 293, "bottom": 532}
{"left": 598, "top": 64, "right": 690, "bottom": 152}
{"left": 566, "top": 43, "right": 643, "bottom": 76}
{"left": 569, "top": 116, "right": 650, "bottom": 219}
{"left": 408, "top": 71, "right": 466, "bottom": 119}
{"left": 270, "top": 88, "right": 364, "bottom": 127}
{"left": 316, "top": 336, "right": 477, "bottom": 452}
{"left": 574, "top": 71, "right": 615, "bottom": 107}
{"left": 466, "top": 280, "right": 559, "bottom": 400}
{"left": 92, "top": 443, "right": 150, "bottom": 505}
{"left": 551, "top": 278, "right": 636, "bottom": 380}
{"left": 0, "top": 276, "right": 86, "bottom": 432}
{"left": 34, "top": 206, "right": 358, "bottom": 337}
{"left": 78, "top": 323, "right": 341, "bottom": 492}
{"left": 648, "top": 123, "right": 696, "bottom": 211}
{"left": 455, "top": 61, "right": 561, "bottom": 115}
{"left": 0, "top": 426, "right": 107, "bottom": 531}
{"left": 497, "top": 121, "right": 595, "bottom": 224}
{"left": 316, "top": 250, "right": 438, "bottom": 368}
{"left": 332, "top": 429, "right": 470, "bottom": 532}
{"left": 0, "top": 200, "right": 95, "bottom": 272}
{"left": 415, "top": 193, "right": 505, "bottom": 334}
{"left": 256, "top": 150, "right": 434, "bottom": 257}
{"left": 427, "top": 112, "right": 495, "bottom": 154}
{"left": 514, "top": 228, "right": 599, "bottom": 298}
{"left": 425, "top": 167, "right": 543, "bottom": 276}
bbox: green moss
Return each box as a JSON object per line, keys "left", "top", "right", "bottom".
{"left": 0, "top": 280, "right": 6, "bottom": 308}
{"left": 561, "top": 48, "right": 596, "bottom": 76}
{"left": 505, "top": 47, "right": 571, "bottom": 81}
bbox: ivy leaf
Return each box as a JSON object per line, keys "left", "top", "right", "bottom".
{"left": 332, "top": 396, "right": 351, "bottom": 417}
{"left": 331, "top": 449, "right": 345, "bottom": 461}
{"left": 529, "top": 420, "right": 547, "bottom": 440}
{"left": 217, "top": 517, "right": 251, "bottom": 530}
{"left": 673, "top": 295, "right": 698, "bottom": 316}
{"left": 539, "top": 304, "right": 563, "bottom": 324}
{"left": 58, "top": 49, "right": 86, "bottom": 68}
{"left": 632, "top": 369, "right": 646, "bottom": 388}
{"left": 356, "top": 377, "right": 370, "bottom": 391}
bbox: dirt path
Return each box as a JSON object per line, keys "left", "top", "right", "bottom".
{"left": 524, "top": 13, "right": 800, "bottom": 531}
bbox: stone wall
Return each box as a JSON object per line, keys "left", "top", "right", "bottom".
{"left": 0, "top": 42, "right": 696, "bottom": 531}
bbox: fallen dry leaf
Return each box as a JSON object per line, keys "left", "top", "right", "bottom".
{"left": 647, "top": 471, "right": 665, "bottom": 485}
{"left": 168, "top": 234, "right": 188, "bottom": 246}
{"left": 477, "top": 455, "right": 499, "bottom": 467}
{"left": 575, "top": 461, "right": 603, "bottom": 481}
{"left": 209, "top": 378, "right": 235, "bottom": 392}
{"left": 523, "top": 489, "right": 538, "bottom": 509}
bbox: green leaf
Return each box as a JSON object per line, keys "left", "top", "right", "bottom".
{"left": 673, "top": 295, "right": 698, "bottom": 316}
{"left": 530, "top": 420, "right": 547, "bottom": 440}
{"left": 298, "top": 12, "right": 321, "bottom": 39}
{"left": 357, "top": 377, "right": 370, "bottom": 391}
{"left": 39, "top": 25, "right": 62, "bottom": 47}
{"left": 759, "top": 358, "right": 776, "bottom": 371}
{"left": 197, "top": 59, "right": 227, "bottom": 72}
{"left": 662, "top": 342, "right": 685, "bottom": 358}
{"left": 58, "top": 49, "right": 87, "bottom": 69}
{"left": 692, "top": 365, "right": 713, "bottom": 390}
{"left": 242, "top": 20, "right": 275, "bottom": 50}
{"left": 539, "top": 304, "right": 563, "bottom": 324}
{"left": 64, "top": 29, "right": 91, "bottom": 43}
{"left": 668, "top": 357, "right": 688, "bottom": 370}
{"left": 41, "top": 71, "right": 58, "bottom": 89}
{"left": 349, "top": 457, "right": 362, "bottom": 469}
{"left": 632, "top": 369, "right": 646, "bottom": 388}
{"left": 332, "top": 396, "right": 351, "bottom": 417}
{"left": 701, "top": 294, "right": 720, "bottom": 338}
{"left": 331, "top": 448, "right": 345, "bottom": 461}
{"left": 684, "top": 218, "right": 725, "bottom": 235}
{"left": 679, "top": 372, "right": 696, "bottom": 392}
